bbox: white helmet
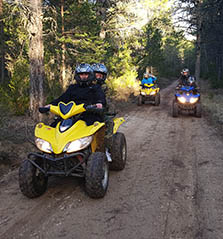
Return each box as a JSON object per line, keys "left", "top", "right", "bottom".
{"left": 187, "top": 76, "right": 195, "bottom": 85}
{"left": 181, "top": 68, "right": 190, "bottom": 76}
{"left": 143, "top": 73, "right": 149, "bottom": 78}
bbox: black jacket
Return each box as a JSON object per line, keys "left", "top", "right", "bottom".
{"left": 178, "top": 75, "right": 189, "bottom": 85}
{"left": 50, "top": 83, "right": 106, "bottom": 107}
{"left": 177, "top": 75, "right": 198, "bottom": 88}
{"left": 50, "top": 83, "right": 106, "bottom": 126}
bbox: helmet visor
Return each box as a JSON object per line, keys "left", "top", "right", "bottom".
{"left": 79, "top": 72, "right": 90, "bottom": 81}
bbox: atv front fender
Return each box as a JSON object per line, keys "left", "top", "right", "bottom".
{"left": 113, "top": 117, "right": 125, "bottom": 134}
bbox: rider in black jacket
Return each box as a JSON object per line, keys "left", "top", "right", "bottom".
{"left": 48, "top": 63, "right": 106, "bottom": 126}
{"left": 177, "top": 68, "right": 190, "bottom": 86}
{"left": 176, "top": 68, "right": 199, "bottom": 93}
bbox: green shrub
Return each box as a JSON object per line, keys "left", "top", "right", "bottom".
{"left": 107, "top": 69, "right": 139, "bottom": 100}
{"left": 0, "top": 57, "right": 29, "bottom": 115}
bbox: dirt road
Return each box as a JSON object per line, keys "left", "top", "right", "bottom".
{"left": 1, "top": 82, "right": 223, "bottom": 239}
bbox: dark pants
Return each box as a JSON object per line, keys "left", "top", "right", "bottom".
{"left": 81, "top": 112, "right": 104, "bottom": 126}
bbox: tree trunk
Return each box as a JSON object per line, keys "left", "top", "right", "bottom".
{"left": 203, "top": 43, "right": 209, "bottom": 75}
{"left": 0, "top": 0, "right": 4, "bottom": 83}
{"left": 61, "top": 0, "right": 66, "bottom": 90}
{"left": 95, "top": 0, "right": 110, "bottom": 39}
{"left": 195, "top": 29, "right": 201, "bottom": 82}
{"left": 28, "top": 0, "right": 44, "bottom": 121}
{"left": 195, "top": 0, "right": 203, "bottom": 83}
{"left": 217, "top": 53, "right": 222, "bottom": 82}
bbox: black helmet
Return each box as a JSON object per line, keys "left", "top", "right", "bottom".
{"left": 74, "top": 63, "right": 94, "bottom": 86}
{"left": 91, "top": 63, "right": 108, "bottom": 85}
{"left": 181, "top": 68, "right": 190, "bottom": 76}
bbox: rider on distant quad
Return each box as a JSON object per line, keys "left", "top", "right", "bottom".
{"left": 141, "top": 72, "right": 157, "bottom": 87}
{"left": 178, "top": 68, "right": 190, "bottom": 86}
{"left": 177, "top": 68, "right": 199, "bottom": 92}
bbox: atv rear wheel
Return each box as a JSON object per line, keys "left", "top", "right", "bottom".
{"left": 109, "top": 132, "right": 127, "bottom": 170}
{"left": 195, "top": 103, "right": 202, "bottom": 118}
{"left": 85, "top": 152, "right": 109, "bottom": 198}
{"left": 19, "top": 159, "right": 48, "bottom": 198}
{"left": 154, "top": 93, "right": 160, "bottom": 106}
{"left": 172, "top": 100, "right": 178, "bottom": 117}
{"left": 137, "top": 95, "right": 142, "bottom": 106}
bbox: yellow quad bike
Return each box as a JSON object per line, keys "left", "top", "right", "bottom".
{"left": 137, "top": 83, "right": 160, "bottom": 106}
{"left": 19, "top": 101, "right": 127, "bottom": 199}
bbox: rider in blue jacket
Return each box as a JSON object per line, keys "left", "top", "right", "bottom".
{"left": 141, "top": 72, "right": 157, "bottom": 87}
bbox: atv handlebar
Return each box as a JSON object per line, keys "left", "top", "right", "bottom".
{"left": 39, "top": 107, "right": 50, "bottom": 113}
{"left": 84, "top": 104, "right": 105, "bottom": 114}
{"left": 106, "top": 112, "right": 117, "bottom": 116}
{"left": 39, "top": 104, "right": 107, "bottom": 114}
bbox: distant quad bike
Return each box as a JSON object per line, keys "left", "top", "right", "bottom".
{"left": 172, "top": 85, "right": 201, "bottom": 118}
{"left": 137, "top": 83, "right": 160, "bottom": 106}
{"left": 19, "top": 101, "right": 127, "bottom": 199}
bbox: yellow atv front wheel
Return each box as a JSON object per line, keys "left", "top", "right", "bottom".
{"left": 19, "top": 159, "right": 48, "bottom": 198}
{"left": 85, "top": 152, "right": 109, "bottom": 198}
{"left": 137, "top": 95, "right": 143, "bottom": 106}
{"left": 154, "top": 92, "right": 160, "bottom": 106}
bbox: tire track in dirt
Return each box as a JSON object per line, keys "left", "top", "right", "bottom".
{"left": 156, "top": 84, "right": 202, "bottom": 238}
{"left": 0, "top": 174, "right": 84, "bottom": 238}
{"left": 158, "top": 82, "right": 223, "bottom": 239}
{"left": 99, "top": 83, "right": 199, "bottom": 239}
{"left": 189, "top": 117, "right": 223, "bottom": 239}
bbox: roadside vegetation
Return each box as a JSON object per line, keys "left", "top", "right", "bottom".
{"left": 201, "top": 80, "right": 223, "bottom": 133}
{"left": 0, "top": 0, "right": 194, "bottom": 117}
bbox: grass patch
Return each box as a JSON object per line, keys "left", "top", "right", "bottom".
{"left": 201, "top": 80, "right": 223, "bottom": 130}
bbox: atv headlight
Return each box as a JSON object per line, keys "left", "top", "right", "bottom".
{"left": 190, "top": 97, "right": 199, "bottom": 104}
{"left": 141, "top": 92, "right": 146, "bottom": 96}
{"left": 177, "top": 96, "right": 186, "bottom": 104}
{"left": 63, "top": 136, "right": 93, "bottom": 153}
{"left": 150, "top": 91, "right": 156, "bottom": 95}
{"left": 35, "top": 138, "right": 52, "bottom": 153}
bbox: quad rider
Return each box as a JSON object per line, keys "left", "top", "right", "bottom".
{"left": 45, "top": 63, "right": 106, "bottom": 126}
{"left": 177, "top": 68, "right": 199, "bottom": 93}
{"left": 137, "top": 71, "right": 160, "bottom": 106}
{"left": 92, "top": 63, "right": 115, "bottom": 137}
{"left": 141, "top": 72, "right": 157, "bottom": 88}
{"left": 91, "top": 63, "right": 108, "bottom": 93}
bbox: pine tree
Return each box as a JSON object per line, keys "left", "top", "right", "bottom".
{"left": 27, "top": 0, "right": 45, "bottom": 120}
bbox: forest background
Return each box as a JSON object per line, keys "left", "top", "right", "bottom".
{"left": 0, "top": 0, "right": 223, "bottom": 120}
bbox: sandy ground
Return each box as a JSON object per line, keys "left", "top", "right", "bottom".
{"left": 1, "top": 82, "right": 223, "bottom": 239}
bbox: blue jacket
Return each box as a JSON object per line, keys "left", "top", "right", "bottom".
{"left": 141, "top": 76, "right": 156, "bottom": 85}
